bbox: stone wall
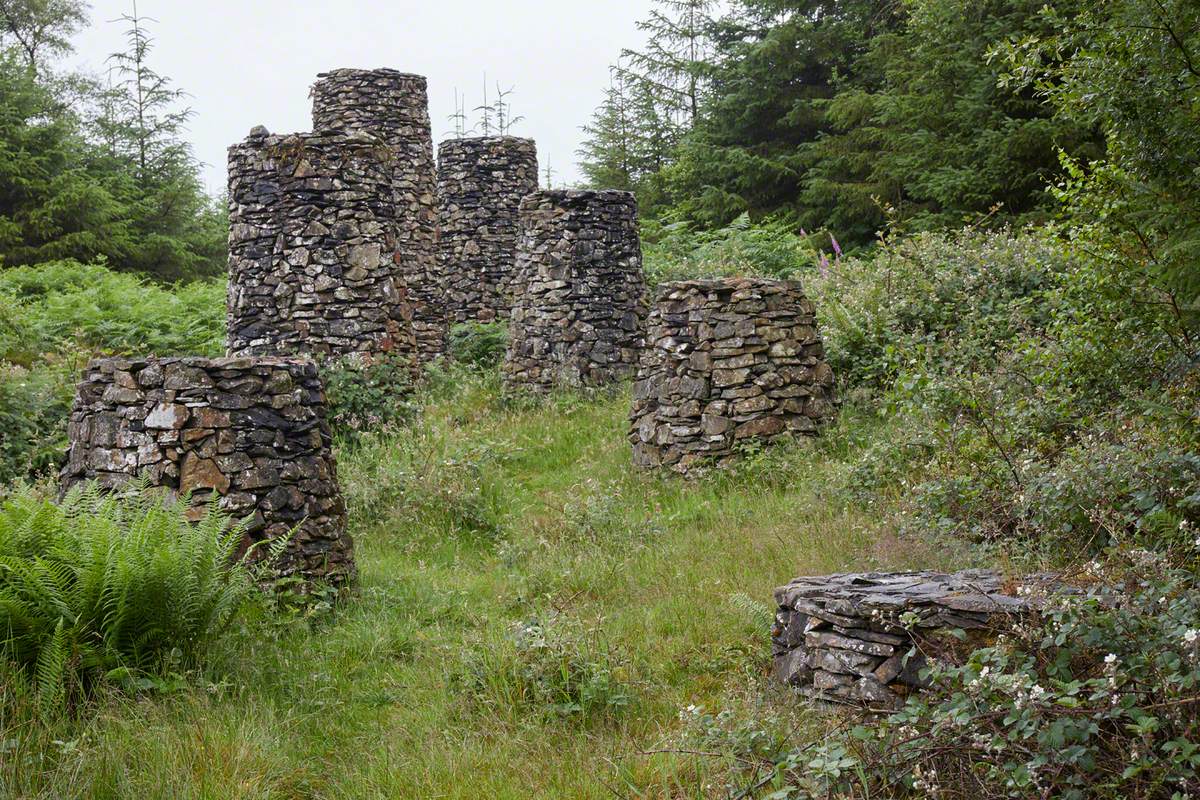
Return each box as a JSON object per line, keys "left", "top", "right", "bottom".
{"left": 772, "top": 571, "right": 1053, "bottom": 708}
{"left": 503, "top": 189, "right": 646, "bottom": 392}
{"left": 59, "top": 356, "right": 355, "bottom": 586}
{"left": 629, "top": 279, "right": 835, "bottom": 471}
{"left": 227, "top": 128, "right": 414, "bottom": 361}
{"left": 436, "top": 136, "right": 539, "bottom": 323}
{"left": 311, "top": 68, "right": 445, "bottom": 364}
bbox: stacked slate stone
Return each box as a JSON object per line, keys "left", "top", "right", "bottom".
{"left": 772, "top": 570, "right": 1052, "bottom": 708}
{"left": 311, "top": 68, "right": 445, "bottom": 365}
{"left": 628, "top": 278, "right": 835, "bottom": 471}
{"left": 226, "top": 127, "right": 414, "bottom": 361}
{"left": 59, "top": 356, "right": 355, "bottom": 586}
{"left": 503, "top": 189, "right": 646, "bottom": 392}
{"left": 436, "top": 136, "right": 539, "bottom": 323}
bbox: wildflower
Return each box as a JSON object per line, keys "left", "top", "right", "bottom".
{"left": 1104, "top": 653, "right": 1118, "bottom": 665}
{"left": 830, "top": 234, "right": 842, "bottom": 258}
{"left": 1184, "top": 629, "right": 1199, "bottom": 645}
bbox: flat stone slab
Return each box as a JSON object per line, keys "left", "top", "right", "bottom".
{"left": 772, "top": 570, "right": 1058, "bottom": 709}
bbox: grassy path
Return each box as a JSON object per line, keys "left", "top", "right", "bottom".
{"left": 5, "top": 376, "right": 951, "bottom": 798}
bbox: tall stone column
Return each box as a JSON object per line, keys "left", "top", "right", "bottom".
{"left": 436, "top": 136, "right": 539, "bottom": 323}
{"left": 311, "top": 68, "right": 445, "bottom": 365}
{"left": 502, "top": 189, "right": 646, "bottom": 392}
{"left": 226, "top": 128, "right": 413, "bottom": 360}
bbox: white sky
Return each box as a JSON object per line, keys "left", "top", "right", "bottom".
{"left": 68, "top": 0, "right": 657, "bottom": 195}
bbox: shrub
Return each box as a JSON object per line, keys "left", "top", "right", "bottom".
{"left": 759, "top": 555, "right": 1200, "bottom": 799}
{"left": 448, "top": 322, "right": 508, "bottom": 369}
{"left": 321, "top": 352, "right": 416, "bottom": 442}
{"left": 0, "top": 482, "right": 262, "bottom": 714}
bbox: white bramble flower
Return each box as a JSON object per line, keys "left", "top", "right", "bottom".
{"left": 1104, "top": 653, "right": 1118, "bottom": 664}
{"left": 1184, "top": 629, "right": 1199, "bottom": 645}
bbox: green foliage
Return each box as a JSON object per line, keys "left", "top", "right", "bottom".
{"left": 642, "top": 213, "right": 818, "bottom": 285}
{"left": 0, "top": 260, "right": 225, "bottom": 363}
{"left": 0, "top": 11, "right": 226, "bottom": 281}
{"left": 447, "top": 321, "right": 508, "bottom": 369}
{"left": 0, "top": 482, "right": 259, "bottom": 714}
{"left": 0, "top": 358, "right": 73, "bottom": 483}
{"left": 321, "top": 352, "right": 416, "bottom": 443}
{"left": 761, "top": 557, "right": 1200, "bottom": 799}
{"left": 462, "top": 615, "right": 635, "bottom": 723}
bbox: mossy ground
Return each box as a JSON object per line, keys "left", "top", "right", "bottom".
{"left": 1, "top": 371, "right": 956, "bottom": 798}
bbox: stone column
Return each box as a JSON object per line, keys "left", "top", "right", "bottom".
{"left": 226, "top": 127, "right": 414, "bottom": 361}
{"left": 628, "top": 278, "right": 836, "bottom": 471}
{"left": 502, "top": 190, "right": 646, "bottom": 392}
{"left": 311, "top": 68, "right": 445, "bottom": 366}
{"left": 436, "top": 136, "right": 539, "bottom": 323}
{"left": 59, "top": 356, "right": 355, "bottom": 586}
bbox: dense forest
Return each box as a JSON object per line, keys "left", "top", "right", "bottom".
{"left": 1, "top": 0, "right": 1199, "bottom": 797}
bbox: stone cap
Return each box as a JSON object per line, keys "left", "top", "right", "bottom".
{"left": 519, "top": 188, "right": 637, "bottom": 210}
{"left": 655, "top": 277, "right": 808, "bottom": 296}
{"left": 314, "top": 67, "right": 427, "bottom": 84}
{"left": 84, "top": 355, "right": 320, "bottom": 374}
{"left": 437, "top": 135, "right": 537, "bottom": 154}
{"left": 774, "top": 569, "right": 1062, "bottom": 619}
{"left": 228, "top": 129, "right": 390, "bottom": 162}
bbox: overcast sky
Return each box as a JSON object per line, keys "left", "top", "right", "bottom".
{"left": 67, "top": 0, "right": 657, "bottom": 195}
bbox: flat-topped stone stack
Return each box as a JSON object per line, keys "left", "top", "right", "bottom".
{"left": 437, "top": 136, "right": 539, "bottom": 323}
{"left": 311, "top": 68, "right": 445, "bottom": 365}
{"left": 772, "top": 570, "right": 1052, "bottom": 709}
{"left": 503, "top": 189, "right": 646, "bottom": 392}
{"left": 226, "top": 128, "right": 411, "bottom": 360}
{"left": 59, "top": 356, "right": 355, "bottom": 586}
{"left": 629, "top": 278, "right": 835, "bottom": 471}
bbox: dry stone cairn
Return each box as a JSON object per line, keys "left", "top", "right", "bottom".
{"left": 772, "top": 570, "right": 1053, "bottom": 709}
{"left": 628, "top": 278, "right": 835, "bottom": 471}
{"left": 503, "top": 189, "right": 646, "bottom": 392}
{"left": 226, "top": 128, "right": 414, "bottom": 360}
{"left": 311, "top": 68, "right": 445, "bottom": 365}
{"left": 59, "top": 356, "right": 355, "bottom": 586}
{"left": 436, "top": 136, "right": 539, "bottom": 323}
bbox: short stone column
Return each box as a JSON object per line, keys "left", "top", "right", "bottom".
{"left": 226, "top": 128, "right": 414, "bottom": 361}
{"left": 437, "top": 136, "right": 539, "bottom": 323}
{"left": 629, "top": 278, "right": 835, "bottom": 471}
{"left": 59, "top": 356, "right": 355, "bottom": 586}
{"left": 772, "top": 571, "right": 1054, "bottom": 708}
{"left": 311, "top": 68, "right": 445, "bottom": 366}
{"left": 502, "top": 190, "right": 646, "bottom": 392}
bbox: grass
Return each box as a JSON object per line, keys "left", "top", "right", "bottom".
{"left": 0, "top": 369, "right": 957, "bottom": 799}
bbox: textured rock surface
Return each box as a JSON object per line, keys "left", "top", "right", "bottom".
{"left": 226, "top": 128, "right": 414, "bottom": 360}
{"left": 437, "top": 136, "right": 538, "bottom": 323}
{"left": 629, "top": 279, "right": 835, "bottom": 471}
{"left": 503, "top": 190, "right": 646, "bottom": 392}
{"left": 311, "top": 68, "right": 445, "bottom": 365}
{"left": 60, "top": 356, "right": 355, "bottom": 586}
{"left": 772, "top": 571, "right": 1054, "bottom": 708}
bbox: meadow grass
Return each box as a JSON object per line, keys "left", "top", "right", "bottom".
{"left": 0, "top": 370, "right": 954, "bottom": 799}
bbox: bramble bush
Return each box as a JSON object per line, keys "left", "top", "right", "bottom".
{"left": 321, "top": 352, "right": 417, "bottom": 443}
{"left": 756, "top": 551, "right": 1200, "bottom": 799}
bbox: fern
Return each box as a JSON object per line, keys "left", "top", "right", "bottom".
{"left": 0, "top": 481, "right": 258, "bottom": 715}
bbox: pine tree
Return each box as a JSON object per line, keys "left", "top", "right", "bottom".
{"left": 577, "top": 69, "right": 637, "bottom": 191}
{"left": 619, "top": 0, "right": 713, "bottom": 130}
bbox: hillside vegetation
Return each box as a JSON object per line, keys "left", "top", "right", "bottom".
{"left": 2, "top": 0, "right": 1199, "bottom": 797}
